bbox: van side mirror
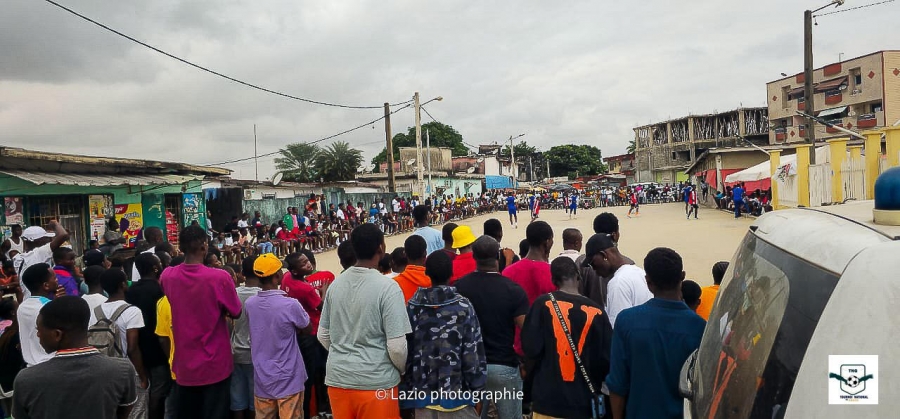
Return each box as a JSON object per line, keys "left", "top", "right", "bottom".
{"left": 679, "top": 349, "right": 698, "bottom": 400}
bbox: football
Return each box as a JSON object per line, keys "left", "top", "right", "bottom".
{"left": 846, "top": 375, "right": 860, "bottom": 388}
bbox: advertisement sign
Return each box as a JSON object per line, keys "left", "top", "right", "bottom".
{"left": 4, "top": 197, "right": 24, "bottom": 226}
{"left": 88, "top": 195, "right": 114, "bottom": 243}
{"left": 182, "top": 193, "right": 205, "bottom": 227}
{"left": 114, "top": 204, "right": 144, "bottom": 249}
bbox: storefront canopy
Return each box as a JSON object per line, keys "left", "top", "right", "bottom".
{"left": 0, "top": 171, "right": 203, "bottom": 187}
{"left": 724, "top": 146, "right": 828, "bottom": 191}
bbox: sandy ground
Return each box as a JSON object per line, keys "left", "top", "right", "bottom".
{"left": 314, "top": 202, "right": 754, "bottom": 287}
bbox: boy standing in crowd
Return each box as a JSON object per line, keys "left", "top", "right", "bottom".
{"left": 402, "top": 250, "right": 486, "bottom": 418}
{"left": 18, "top": 263, "right": 63, "bottom": 367}
{"left": 246, "top": 253, "right": 310, "bottom": 419}
{"left": 13, "top": 296, "right": 137, "bottom": 419}
{"left": 319, "top": 224, "right": 411, "bottom": 418}
{"left": 696, "top": 261, "right": 729, "bottom": 321}
{"left": 125, "top": 253, "right": 169, "bottom": 419}
{"left": 161, "top": 225, "right": 242, "bottom": 419}
{"left": 230, "top": 255, "right": 261, "bottom": 419}
{"left": 606, "top": 248, "right": 706, "bottom": 419}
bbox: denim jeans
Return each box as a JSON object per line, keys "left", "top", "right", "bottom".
{"left": 257, "top": 242, "right": 274, "bottom": 254}
{"left": 481, "top": 364, "right": 522, "bottom": 419}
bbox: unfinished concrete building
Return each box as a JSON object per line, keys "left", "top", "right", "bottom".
{"left": 633, "top": 107, "right": 769, "bottom": 184}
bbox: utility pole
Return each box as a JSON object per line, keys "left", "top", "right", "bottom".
{"left": 509, "top": 135, "right": 516, "bottom": 187}
{"left": 384, "top": 102, "right": 395, "bottom": 193}
{"left": 426, "top": 129, "right": 433, "bottom": 196}
{"left": 529, "top": 155, "right": 534, "bottom": 182}
{"left": 414, "top": 92, "right": 424, "bottom": 198}
{"left": 803, "top": 9, "right": 817, "bottom": 164}
{"left": 253, "top": 124, "right": 258, "bottom": 182}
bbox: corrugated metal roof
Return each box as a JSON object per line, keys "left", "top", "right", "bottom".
{"left": 0, "top": 171, "right": 203, "bottom": 187}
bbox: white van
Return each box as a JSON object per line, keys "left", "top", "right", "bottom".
{"left": 680, "top": 199, "right": 899, "bottom": 418}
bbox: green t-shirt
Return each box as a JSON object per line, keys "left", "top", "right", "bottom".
{"left": 320, "top": 267, "right": 412, "bottom": 390}
{"left": 282, "top": 214, "right": 294, "bottom": 231}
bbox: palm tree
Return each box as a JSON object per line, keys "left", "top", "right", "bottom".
{"left": 316, "top": 141, "right": 363, "bottom": 181}
{"left": 627, "top": 139, "right": 637, "bottom": 154}
{"left": 275, "top": 143, "right": 321, "bottom": 182}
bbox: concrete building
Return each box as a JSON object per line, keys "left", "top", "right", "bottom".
{"left": 633, "top": 107, "right": 769, "bottom": 184}
{"left": 357, "top": 146, "right": 485, "bottom": 197}
{"left": 603, "top": 153, "right": 636, "bottom": 184}
{"left": 0, "top": 147, "right": 228, "bottom": 254}
{"left": 766, "top": 50, "right": 900, "bottom": 144}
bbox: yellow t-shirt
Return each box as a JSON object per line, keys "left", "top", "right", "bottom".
{"left": 155, "top": 296, "right": 176, "bottom": 380}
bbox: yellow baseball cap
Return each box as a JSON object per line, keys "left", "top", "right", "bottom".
{"left": 253, "top": 253, "right": 283, "bottom": 277}
{"left": 451, "top": 225, "right": 477, "bottom": 249}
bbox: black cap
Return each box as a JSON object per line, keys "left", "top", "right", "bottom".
{"left": 582, "top": 234, "right": 616, "bottom": 267}
{"left": 83, "top": 249, "right": 106, "bottom": 267}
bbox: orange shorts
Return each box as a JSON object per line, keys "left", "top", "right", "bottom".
{"left": 255, "top": 391, "right": 304, "bottom": 419}
{"left": 328, "top": 386, "right": 400, "bottom": 419}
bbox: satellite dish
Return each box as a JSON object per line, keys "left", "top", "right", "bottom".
{"left": 367, "top": 164, "right": 376, "bottom": 171}
{"left": 357, "top": 166, "right": 366, "bottom": 173}
{"left": 407, "top": 159, "right": 416, "bottom": 166}
{"left": 272, "top": 172, "right": 284, "bottom": 186}
{"left": 476, "top": 157, "right": 485, "bottom": 163}
{"left": 466, "top": 167, "right": 477, "bottom": 174}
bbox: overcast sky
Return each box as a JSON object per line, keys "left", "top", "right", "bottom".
{"left": 2, "top": 0, "right": 898, "bottom": 180}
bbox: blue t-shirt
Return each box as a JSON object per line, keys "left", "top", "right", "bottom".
{"left": 506, "top": 196, "right": 517, "bottom": 211}
{"left": 368, "top": 208, "right": 379, "bottom": 218}
{"left": 413, "top": 226, "right": 444, "bottom": 256}
{"left": 733, "top": 186, "right": 744, "bottom": 201}
{"left": 606, "top": 298, "right": 706, "bottom": 419}
{"left": 683, "top": 187, "right": 691, "bottom": 202}
{"left": 569, "top": 195, "right": 578, "bottom": 207}
{"left": 529, "top": 196, "right": 536, "bottom": 209}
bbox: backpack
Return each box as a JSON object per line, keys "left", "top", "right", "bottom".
{"left": 88, "top": 304, "right": 133, "bottom": 357}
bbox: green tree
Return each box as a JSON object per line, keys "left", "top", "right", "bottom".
{"left": 316, "top": 141, "right": 363, "bottom": 181}
{"left": 275, "top": 142, "right": 321, "bottom": 183}
{"left": 545, "top": 144, "right": 607, "bottom": 178}
{"left": 371, "top": 121, "right": 470, "bottom": 171}
{"left": 627, "top": 139, "right": 636, "bottom": 154}
{"left": 501, "top": 141, "right": 538, "bottom": 158}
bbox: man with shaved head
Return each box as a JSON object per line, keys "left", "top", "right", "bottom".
{"left": 455, "top": 236, "right": 529, "bottom": 419}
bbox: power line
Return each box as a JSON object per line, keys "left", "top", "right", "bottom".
{"left": 814, "top": 0, "right": 895, "bottom": 16}
{"left": 419, "top": 105, "right": 479, "bottom": 150}
{"left": 207, "top": 103, "right": 412, "bottom": 166}
{"left": 42, "top": 0, "right": 412, "bottom": 109}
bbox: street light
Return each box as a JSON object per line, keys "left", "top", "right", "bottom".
{"left": 414, "top": 93, "right": 442, "bottom": 198}
{"left": 803, "top": 0, "right": 844, "bottom": 165}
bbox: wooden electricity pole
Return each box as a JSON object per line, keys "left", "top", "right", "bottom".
{"left": 384, "top": 102, "right": 395, "bottom": 192}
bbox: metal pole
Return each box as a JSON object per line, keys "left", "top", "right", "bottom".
{"left": 384, "top": 103, "right": 395, "bottom": 193}
{"left": 804, "top": 9, "right": 817, "bottom": 164}
{"left": 414, "top": 92, "right": 424, "bottom": 198}
{"left": 427, "top": 129, "right": 432, "bottom": 196}
{"left": 253, "top": 124, "right": 258, "bottom": 182}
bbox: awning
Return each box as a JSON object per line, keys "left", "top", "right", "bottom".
{"left": 814, "top": 76, "right": 848, "bottom": 93}
{"left": 0, "top": 171, "right": 204, "bottom": 187}
{"left": 817, "top": 106, "right": 848, "bottom": 119}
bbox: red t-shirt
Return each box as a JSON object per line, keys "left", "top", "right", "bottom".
{"left": 306, "top": 271, "right": 335, "bottom": 292}
{"left": 450, "top": 252, "right": 477, "bottom": 284}
{"left": 502, "top": 258, "right": 555, "bottom": 356}
{"left": 276, "top": 229, "right": 293, "bottom": 241}
{"left": 280, "top": 272, "right": 323, "bottom": 334}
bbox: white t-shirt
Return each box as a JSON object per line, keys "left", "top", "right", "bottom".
{"left": 89, "top": 300, "right": 144, "bottom": 356}
{"left": 392, "top": 200, "right": 401, "bottom": 213}
{"left": 606, "top": 264, "right": 653, "bottom": 328}
{"left": 131, "top": 247, "right": 155, "bottom": 282}
{"left": 18, "top": 297, "right": 54, "bottom": 366}
{"left": 378, "top": 202, "right": 387, "bottom": 214}
{"left": 4, "top": 237, "right": 24, "bottom": 258}
{"left": 82, "top": 293, "right": 108, "bottom": 312}
{"left": 237, "top": 220, "right": 249, "bottom": 228}
{"left": 13, "top": 244, "right": 54, "bottom": 299}
{"left": 336, "top": 209, "right": 346, "bottom": 220}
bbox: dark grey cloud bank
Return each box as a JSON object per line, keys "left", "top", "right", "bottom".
{"left": 1, "top": 0, "right": 897, "bottom": 179}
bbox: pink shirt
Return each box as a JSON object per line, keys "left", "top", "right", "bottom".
{"left": 502, "top": 258, "right": 555, "bottom": 355}
{"left": 160, "top": 263, "right": 242, "bottom": 386}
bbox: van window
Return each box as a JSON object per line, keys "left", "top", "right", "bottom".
{"left": 692, "top": 233, "right": 839, "bottom": 418}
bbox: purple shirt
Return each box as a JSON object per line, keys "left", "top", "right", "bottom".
{"left": 160, "top": 263, "right": 242, "bottom": 386}
{"left": 246, "top": 289, "right": 310, "bottom": 399}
